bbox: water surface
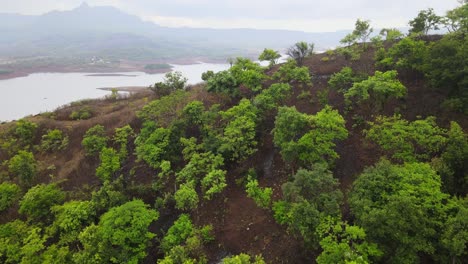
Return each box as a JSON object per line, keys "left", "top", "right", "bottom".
{"left": 0, "top": 63, "right": 229, "bottom": 121}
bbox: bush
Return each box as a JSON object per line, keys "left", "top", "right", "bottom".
{"left": 81, "top": 125, "right": 107, "bottom": 157}
{"left": 134, "top": 122, "right": 171, "bottom": 169}
{"left": 77, "top": 200, "right": 158, "bottom": 264}
{"left": 95, "top": 147, "right": 120, "bottom": 182}
{"left": 174, "top": 182, "right": 199, "bottom": 211}
{"left": 69, "top": 107, "right": 92, "bottom": 120}
{"left": 40, "top": 129, "right": 68, "bottom": 152}
{"left": 14, "top": 119, "right": 37, "bottom": 147}
{"left": 345, "top": 70, "right": 406, "bottom": 111}
{"left": 245, "top": 177, "right": 272, "bottom": 209}
{"left": 205, "top": 70, "right": 239, "bottom": 97}
{"left": 19, "top": 184, "right": 65, "bottom": 222}
{"left": 8, "top": 150, "right": 37, "bottom": 186}
{"left": 0, "top": 182, "right": 21, "bottom": 212}
{"left": 273, "top": 59, "right": 312, "bottom": 86}
{"left": 137, "top": 90, "right": 190, "bottom": 125}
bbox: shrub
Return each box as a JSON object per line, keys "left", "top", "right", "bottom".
{"left": 81, "top": 125, "right": 107, "bottom": 157}
{"left": 95, "top": 147, "right": 120, "bottom": 182}
{"left": 174, "top": 182, "right": 199, "bottom": 211}
{"left": 19, "top": 184, "right": 65, "bottom": 222}
{"left": 14, "top": 119, "right": 37, "bottom": 147}
{"left": 69, "top": 106, "right": 92, "bottom": 120}
{"left": 345, "top": 70, "right": 406, "bottom": 111}
{"left": 245, "top": 177, "right": 272, "bottom": 209}
{"left": 8, "top": 150, "right": 37, "bottom": 186}
{"left": 40, "top": 129, "right": 68, "bottom": 152}
{"left": 0, "top": 182, "right": 21, "bottom": 212}
{"left": 273, "top": 59, "right": 312, "bottom": 86}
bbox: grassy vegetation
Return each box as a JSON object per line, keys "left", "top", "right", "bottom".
{"left": 0, "top": 3, "right": 467, "bottom": 263}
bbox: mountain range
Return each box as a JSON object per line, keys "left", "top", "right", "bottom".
{"left": 0, "top": 2, "right": 357, "bottom": 79}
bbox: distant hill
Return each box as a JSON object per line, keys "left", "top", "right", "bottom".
{"left": 0, "top": 3, "right": 348, "bottom": 62}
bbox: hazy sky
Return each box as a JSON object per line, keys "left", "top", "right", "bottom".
{"left": 0, "top": 0, "right": 461, "bottom": 32}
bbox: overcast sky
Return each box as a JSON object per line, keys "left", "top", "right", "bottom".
{"left": 0, "top": 0, "right": 461, "bottom": 32}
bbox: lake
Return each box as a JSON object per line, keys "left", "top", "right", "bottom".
{"left": 0, "top": 63, "right": 230, "bottom": 121}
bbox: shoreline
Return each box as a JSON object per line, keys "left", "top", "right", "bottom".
{"left": 0, "top": 57, "right": 230, "bottom": 81}
{"left": 97, "top": 86, "right": 148, "bottom": 93}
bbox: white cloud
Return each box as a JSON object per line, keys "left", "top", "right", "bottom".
{"left": 0, "top": 0, "right": 462, "bottom": 32}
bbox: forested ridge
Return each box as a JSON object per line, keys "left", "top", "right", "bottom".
{"left": 0, "top": 3, "right": 467, "bottom": 263}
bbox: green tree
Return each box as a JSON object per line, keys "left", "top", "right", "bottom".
{"left": 222, "top": 254, "right": 266, "bottom": 264}
{"left": 41, "top": 244, "right": 71, "bottom": 264}
{"left": 134, "top": 122, "right": 171, "bottom": 169}
{"left": 14, "top": 119, "right": 37, "bottom": 148}
{"left": 205, "top": 70, "right": 239, "bottom": 97}
{"left": 164, "top": 71, "right": 188, "bottom": 90}
{"left": 253, "top": 83, "right": 291, "bottom": 113}
{"left": 377, "top": 37, "right": 429, "bottom": 72}
{"left": 174, "top": 182, "right": 199, "bottom": 211}
{"left": 273, "top": 105, "right": 348, "bottom": 168}
{"left": 230, "top": 57, "right": 267, "bottom": 93}
{"left": 345, "top": 70, "right": 406, "bottom": 111}
{"left": 409, "top": 8, "right": 442, "bottom": 35}
{"left": 424, "top": 34, "right": 468, "bottom": 113}
{"left": 441, "top": 197, "right": 468, "bottom": 263}
{"left": 160, "top": 214, "right": 194, "bottom": 253}
{"left": 201, "top": 70, "right": 215, "bottom": 81}
{"left": 149, "top": 71, "right": 188, "bottom": 95}
{"left": 77, "top": 200, "right": 158, "bottom": 264}
{"left": 365, "top": 115, "right": 447, "bottom": 162}
{"left": 81, "top": 125, "right": 107, "bottom": 157}
{"left": 437, "top": 121, "right": 468, "bottom": 195}
{"left": 183, "top": 101, "right": 205, "bottom": 126}
{"left": 113, "top": 125, "right": 134, "bottom": 161}
{"left": 40, "top": 129, "right": 68, "bottom": 152}
{"left": 159, "top": 214, "right": 213, "bottom": 263}
{"left": 50, "top": 200, "right": 95, "bottom": 245}
{"left": 443, "top": 2, "right": 468, "bottom": 33}
{"left": 8, "top": 150, "right": 37, "bottom": 186}
{"left": 0, "top": 220, "right": 32, "bottom": 264}
{"left": 341, "top": 19, "right": 373, "bottom": 47}
{"left": 19, "top": 184, "right": 65, "bottom": 222}
{"left": 137, "top": 90, "right": 190, "bottom": 125}
{"left": 349, "top": 160, "right": 450, "bottom": 263}
{"left": 328, "top": 66, "right": 367, "bottom": 93}
{"left": 201, "top": 169, "right": 227, "bottom": 200}
{"left": 245, "top": 177, "right": 272, "bottom": 209}
{"left": 95, "top": 147, "right": 120, "bottom": 182}
{"left": 316, "top": 217, "right": 382, "bottom": 264}
{"left": 219, "top": 99, "right": 258, "bottom": 161}
{"left": 286, "top": 41, "right": 314, "bottom": 66}
{"left": 90, "top": 180, "right": 128, "bottom": 215}
{"left": 273, "top": 166, "right": 343, "bottom": 247}
{"left": 258, "top": 48, "right": 281, "bottom": 66}
{"left": 379, "top": 28, "right": 403, "bottom": 41}
{"left": 273, "top": 59, "right": 311, "bottom": 86}
{"left": 0, "top": 182, "right": 21, "bottom": 212}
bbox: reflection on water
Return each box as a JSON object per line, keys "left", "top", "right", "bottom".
{"left": 0, "top": 63, "right": 229, "bottom": 121}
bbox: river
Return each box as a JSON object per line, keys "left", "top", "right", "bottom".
{"left": 0, "top": 63, "right": 230, "bottom": 121}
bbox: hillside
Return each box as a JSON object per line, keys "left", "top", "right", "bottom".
{"left": 0, "top": 7, "right": 468, "bottom": 262}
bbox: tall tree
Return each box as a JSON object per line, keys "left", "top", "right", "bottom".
{"left": 349, "top": 160, "right": 451, "bottom": 263}
{"left": 286, "top": 41, "right": 314, "bottom": 66}
{"left": 409, "top": 8, "right": 442, "bottom": 35}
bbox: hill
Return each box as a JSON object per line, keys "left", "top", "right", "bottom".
{"left": 0, "top": 3, "right": 349, "bottom": 79}
{"left": 1, "top": 19, "right": 468, "bottom": 262}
